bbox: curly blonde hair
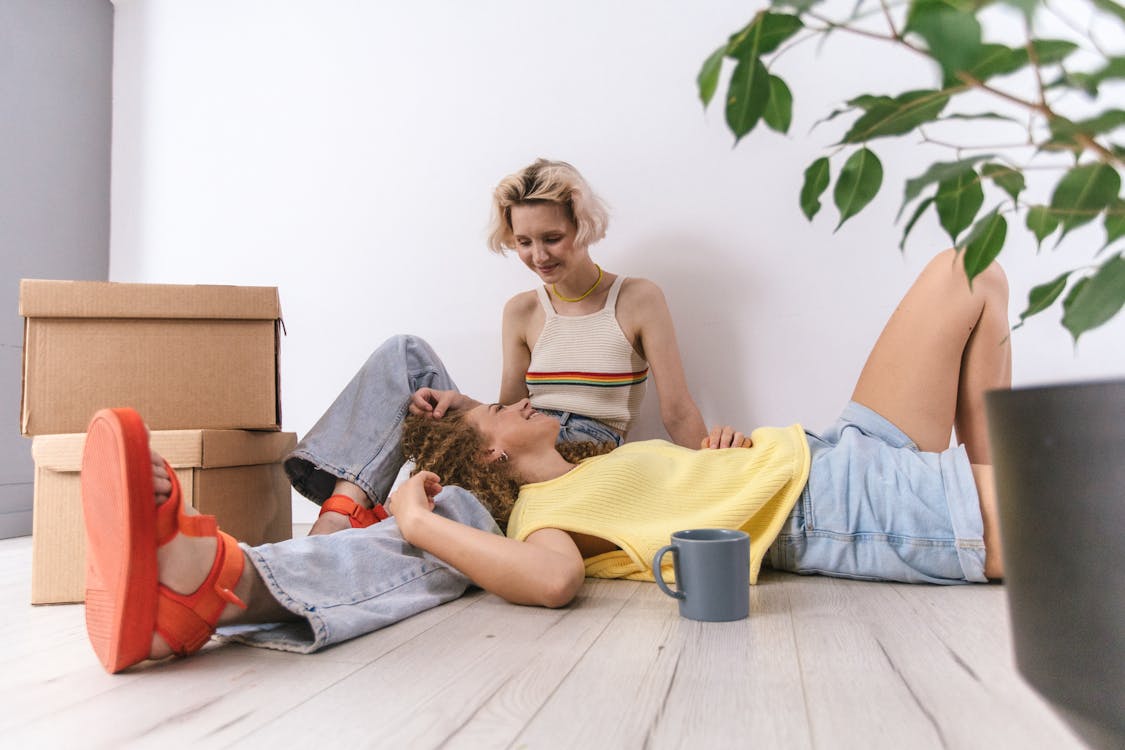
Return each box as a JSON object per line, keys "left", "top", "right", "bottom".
{"left": 401, "top": 411, "right": 615, "bottom": 531}
{"left": 486, "top": 159, "right": 610, "bottom": 255}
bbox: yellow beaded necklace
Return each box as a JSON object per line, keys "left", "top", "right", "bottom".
{"left": 552, "top": 264, "right": 603, "bottom": 303}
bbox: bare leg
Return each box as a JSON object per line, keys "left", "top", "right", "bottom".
{"left": 149, "top": 451, "right": 297, "bottom": 659}
{"left": 972, "top": 465, "right": 1003, "bottom": 579}
{"left": 307, "top": 479, "right": 373, "bottom": 536}
{"left": 850, "top": 248, "right": 1011, "bottom": 463}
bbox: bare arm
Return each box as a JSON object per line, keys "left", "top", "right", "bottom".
{"left": 499, "top": 293, "right": 535, "bottom": 405}
{"left": 622, "top": 280, "right": 708, "bottom": 448}
{"left": 389, "top": 473, "right": 585, "bottom": 608}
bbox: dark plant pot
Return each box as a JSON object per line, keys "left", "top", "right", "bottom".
{"left": 985, "top": 379, "right": 1125, "bottom": 750}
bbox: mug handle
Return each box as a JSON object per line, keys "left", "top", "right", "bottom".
{"left": 653, "top": 544, "right": 684, "bottom": 600}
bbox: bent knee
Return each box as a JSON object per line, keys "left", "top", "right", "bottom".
{"left": 928, "top": 248, "right": 1008, "bottom": 302}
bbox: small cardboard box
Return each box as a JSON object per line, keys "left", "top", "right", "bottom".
{"left": 31, "top": 428, "right": 296, "bottom": 605}
{"left": 19, "top": 279, "right": 283, "bottom": 436}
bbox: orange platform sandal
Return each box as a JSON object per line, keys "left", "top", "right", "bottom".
{"left": 81, "top": 407, "right": 247, "bottom": 674}
{"left": 319, "top": 494, "right": 389, "bottom": 528}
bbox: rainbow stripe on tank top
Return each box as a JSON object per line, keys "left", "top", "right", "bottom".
{"left": 525, "top": 368, "right": 649, "bottom": 388}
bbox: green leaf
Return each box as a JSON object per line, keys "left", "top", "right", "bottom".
{"left": 957, "top": 39, "right": 1078, "bottom": 87}
{"left": 728, "top": 12, "right": 804, "bottom": 58}
{"left": 1026, "top": 205, "right": 1061, "bottom": 247}
{"left": 1105, "top": 198, "right": 1125, "bottom": 249}
{"left": 1049, "top": 111, "right": 1125, "bottom": 147}
{"left": 847, "top": 94, "right": 894, "bottom": 110}
{"left": 1062, "top": 253, "right": 1125, "bottom": 342}
{"left": 963, "top": 44, "right": 1028, "bottom": 82}
{"left": 834, "top": 147, "right": 883, "bottom": 231}
{"left": 941, "top": 112, "right": 1022, "bottom": 124}
{"left": 840, "top": 89, "right": 950, "bottom": 143}
{"left": 1091, "top": 0, "right": 1125, "bottom": 25}
{"left": 763, "top": 75, "right": 793, "bottom": 133}
{"left": 906, "top": 0, "right": 983, "bottom": 81}
{"left": 936, "top": 170, "right": 985, "bottom": 244}
{"left": 1050, "top": 162, "right": 1123, "bottom": 238}
{"left": 1092, "top": 56, "right": 1125, "bottom": 84}
{"left": 724, "top": 12, "right": 801, "bottom": 142}
{"left": 898, "top": 155, "right": 993, "bottom": 219}
{"left": 809, "top": 96, "right": 886, "bottom": 132}
{"left": 1051, "top": 71, "right": 1100, "bottom": 97}
{"left": 771, "top": 0, "right": 823, "bottom": 10}
{"left": 899, "top": 196, "right": 936, "bottom": 251}
{"left": 1030, "top": 39, "right": 1079, "bottom": 65}
{"left": 961, "top": 208, "right": 1008, "bottom": 284}
{"left": 1053, "top": 58, "right": 1125, "bottom": 97}
{"left": 697, "top": 44, "right": 727, "bottom": 108}
{"left": 1014, "top": 271, "right": 1072, "bottom": 329}
{"left": 725, "top": 55, "right": 771, "bottom": 141}
{"left": 982, "top": 162, "right": 1025, "bottom": 203}
{"left": 800, "top": 157, "right": 830, "bottom": 220}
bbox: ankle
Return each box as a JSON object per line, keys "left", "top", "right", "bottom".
{"left": 330, "top": 480, "right": 373, "bottom": 509}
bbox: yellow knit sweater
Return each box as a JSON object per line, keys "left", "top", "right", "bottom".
{"left": 506, "top": 426, "right": 810, "bottom": 584}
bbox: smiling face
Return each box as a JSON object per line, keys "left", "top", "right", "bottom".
{"left": 466, "top": 398, "right": 560, "bottom": 460}
{"left": 509, "top": 202, "right": 591, "bottom": 286}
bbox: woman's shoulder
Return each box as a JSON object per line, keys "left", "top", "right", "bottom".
{"left": 617, "top": 277, "right": 668, "bottom": 309}
{"left": 503, "top": 288, "right": 542, "bottom": 317}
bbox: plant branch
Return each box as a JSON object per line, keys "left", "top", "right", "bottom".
{"left": 918, "top": 134, "right": 1039, "bottom": 152}
{"left": 1074, "top": 134, "right": 1125, "bottom": 167}
{"left": 804, "top": 12, "right": 930, "bottom": 61}
{"left": 954, "top": 72, "right": 1050, "bottom": 116}
{"left": 878, "top": 0, "right": 900, "bottom": 39}
{"left": 799, "top": 5, "right": 1125, "bottom": 170}
{"left": 1044, "top": 0, "right": 1109, "bottom": 57}
{"left": 1024, "top": 19, "right": 1049, "bottom": 111}
{"left": 770, "top": 29, "right": 829, "bottom": 67}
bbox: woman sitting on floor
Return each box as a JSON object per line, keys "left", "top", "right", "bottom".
{"left": 79, "top": 248, "right": 1009, "bottom": 673}
{"left": 291, "top": 158, "right": 710, "bottom": 536}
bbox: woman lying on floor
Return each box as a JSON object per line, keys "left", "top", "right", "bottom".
{"left": 80, "top": 248, "right": 1010, "bottom": 673}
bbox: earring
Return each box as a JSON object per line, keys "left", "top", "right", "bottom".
{"left": 499, "top": 451, "right": 509, "bottom": 463}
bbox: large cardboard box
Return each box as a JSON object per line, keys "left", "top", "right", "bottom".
{"left": 31, "top": 429, "right": 296, "bottom": 605}
{"left": 19, "top": 279, "right": 283, "bottom": 436}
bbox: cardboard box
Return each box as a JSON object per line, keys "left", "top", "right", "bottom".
{"left": 19, "top": 279, "right": 283, "bottom": 436}
{"left": 31, "top": 428, "right": 296, "bottom": 605}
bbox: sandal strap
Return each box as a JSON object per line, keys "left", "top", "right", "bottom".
{"left": 156, "top": 460, "right": 223, "bottom": 544}
{"left": 320, "top": 495, "right": 388, "bottom": 527}
{"left": 155, "top": 530, "right": 247, "bottom": 656}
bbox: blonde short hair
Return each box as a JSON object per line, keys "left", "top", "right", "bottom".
{"left": 487, "top": 159, "right": 610, "bottom": 254}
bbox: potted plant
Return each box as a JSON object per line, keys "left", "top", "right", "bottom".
{"left": 698, "top": 1, "right": 1123, "bottom": 746}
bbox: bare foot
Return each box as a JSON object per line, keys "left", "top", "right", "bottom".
{"left": 149, "top": 449, "right": 247, "bottom": 659}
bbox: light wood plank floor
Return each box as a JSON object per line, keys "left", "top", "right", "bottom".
{"left": 1, "top": 530, "right": 1085, "bottom": 749}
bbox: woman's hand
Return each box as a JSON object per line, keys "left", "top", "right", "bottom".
{"left": 409, "top": 388, "right": 469, "bottom": 419}
{"left": 386, "top": 471, "right": 443, "bottom": 537}
{"left": 701, "top": 425, "right": 753, "bottom": 450}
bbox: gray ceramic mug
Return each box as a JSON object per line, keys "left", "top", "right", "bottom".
{"left": 653, "top": 528, "right": 750, "bottom": 622}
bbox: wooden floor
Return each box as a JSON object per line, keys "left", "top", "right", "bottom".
{"left": 1, "top": 529, "right": 1085, "bottom": 749}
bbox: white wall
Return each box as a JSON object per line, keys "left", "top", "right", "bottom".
{"left": 109, "top": 0, "right": 1125, "bottom": 523}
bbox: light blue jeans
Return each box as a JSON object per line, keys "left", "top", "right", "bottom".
{"left": 768, "top": 402, "right": 988, "bottom": 584}
{"left": 233, "top": 335, "right": 616, "bottom": 653}
{"left": 538, "top": 409, "right": 624, "bottom": 447}
{"left": 223, "top": 490, "right": 499, "bottom": 653}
